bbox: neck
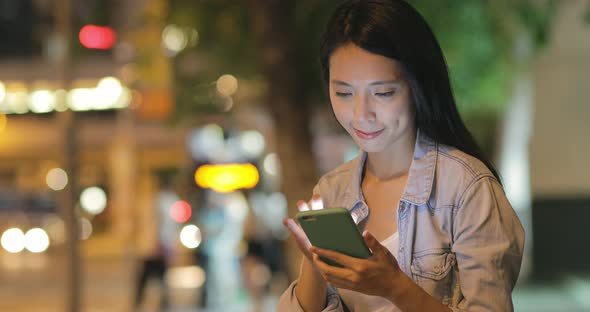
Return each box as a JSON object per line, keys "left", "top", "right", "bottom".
{"left": 365, "top": 129, "right": 416, "bottom": 181}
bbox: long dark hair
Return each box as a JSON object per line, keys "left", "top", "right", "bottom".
{"left": 319, "top": 0, "right": 501, "bottom": 181}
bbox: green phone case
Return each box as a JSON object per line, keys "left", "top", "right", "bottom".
{"left": 296, "top": 208, "right": 372, "bottom": 267}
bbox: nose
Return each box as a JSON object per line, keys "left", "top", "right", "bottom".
{"left": 353, "top": 94, "right": 376, "bottom": 123}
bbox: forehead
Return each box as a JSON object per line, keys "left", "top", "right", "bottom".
{"left": 329, "top": 43, "right": 404, "bottom": 82}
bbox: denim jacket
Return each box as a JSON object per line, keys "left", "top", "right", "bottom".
{"left": 278, "top": 132, "right": 525, "bottom": 311}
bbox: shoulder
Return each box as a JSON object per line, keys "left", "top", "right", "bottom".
{"left": 434, "top": 144, "right": 501, "bottom": 205}
{"left": 312, "top": 157, "right": 358, "bottom": 207}
{"left": 315, "top": 157, "right": 356, "bottom": 193}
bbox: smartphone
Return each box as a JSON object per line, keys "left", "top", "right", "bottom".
{"left": 296, "top": 208, "right": 372, "bottom": 267}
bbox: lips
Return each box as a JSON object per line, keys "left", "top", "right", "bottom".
{"left": 353, "top": 128, "right": 384, "bottom": 140}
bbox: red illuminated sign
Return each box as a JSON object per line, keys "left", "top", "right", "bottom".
{"left": 79, "top": 25, "right": 117, "bottom": 50}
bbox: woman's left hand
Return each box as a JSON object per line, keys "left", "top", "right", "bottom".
{"left": 310, "top": 230, "right": 405, "bottom": 299}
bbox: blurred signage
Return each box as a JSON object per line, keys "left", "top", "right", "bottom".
{"left": 194, "top": 164, "right": 259, "bottom": 193}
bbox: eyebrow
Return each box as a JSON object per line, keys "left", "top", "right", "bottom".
{"left": 330, "top": 80, "right": 400, "bottom": 86}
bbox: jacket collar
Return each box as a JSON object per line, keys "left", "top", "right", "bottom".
{"left": 346, "top": 130, "right": 437, "bottom": 209}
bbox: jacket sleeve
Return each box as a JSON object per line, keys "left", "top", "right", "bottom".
{"left": 277, "top": 280, "right": 344, "bottom": 311}
{"left": 277, "top": 182, "right": 345, "bottom": 311}
{"left": 450, "top": 176, "right": 525, "bottom": 312}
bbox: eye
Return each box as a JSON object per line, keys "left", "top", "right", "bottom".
{"left": 375, "top": 91, "right": 396, "bottom": 97}
{"left": 335, "top": 92, "right": 352, "bottom": 97}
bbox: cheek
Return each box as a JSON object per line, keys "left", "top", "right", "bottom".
{"left": 330, "top": 100, "right": 351, "bottom": 127}
{"left": 381, "top": 100, "right": 413, "bottom": 127}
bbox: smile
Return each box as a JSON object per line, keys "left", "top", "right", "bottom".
{"left": 353, "top": 128, "right": 384, "bottom": 140}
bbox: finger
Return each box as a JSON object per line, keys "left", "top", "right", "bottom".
{"left": 312, "top": 254, "right": 360, "bottom": 291}
{"left": 310, "top": 195, "right": 324, "bottom": 210}
{"left": 362, "top": 230, "right": 385, "bottom": 255}
{"left": 312, "top": 253, "right": 353, "bottom": 278}
{"left": 297, "top": 200, "right": 310, "bottom": 212}
{"left": 284, "top": 218, "right": 311, "bottom": 250}
{"left": 311, "top": 246, "right": 366, "bottom": 271}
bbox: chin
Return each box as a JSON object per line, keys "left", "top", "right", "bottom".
{"left": 354, "top": 141, "right": 386, "bottom": 154}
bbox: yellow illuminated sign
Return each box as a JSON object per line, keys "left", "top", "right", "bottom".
{"left": 194, "top": 163, "right": 259, "bottom": 193}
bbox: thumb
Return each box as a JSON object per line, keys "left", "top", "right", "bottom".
{"left": 362, "top": 230, "right": 384, "bottom": 255}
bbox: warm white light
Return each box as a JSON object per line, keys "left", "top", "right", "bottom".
{"left": 240, "top": 130, "right": 265, "bottom": 158}
{"left": 113, "top": 88, "right": 131, "bottom": 108}
{"left": 0, "top": 82, "right": 5, "bottom": 104}
{"left": 68, "top": 88, "right": 95, "bottom": 111}
{"left": 53, "top": 89, "right": 68, "bottom": 112}
{"left": 263, "top": 153, "right": 280, "bottom": 176}
{"left": 7, "top": 91, "right": 29, "bottom": 114}
{"left": 162, "top": 24, "right": 188, "bottom": 55}
{"left": 80, "top": 186, "right": 107, "bottom": 215}
{"left": 24, "top": 228, "right": 50, "bottom": 253}
{"left": 96, "top": 77, "right": 123, "bottom": 108}
{"left": 180, "top": 225, "right": 202, "bottom": 249}
{"left": 165, "top": 265, "right": 206, "bottom": 289}
{"left": 30, "top": 90, "right": 56, "bottom": 113}
{"left": 46, "top": 168, "right": 68, "bottom": 191}
{"left": 216, "top": 74, "right": 238, "bottom": 96}
{"left": 1, "top": 228, "right": 25, "bottom": 253}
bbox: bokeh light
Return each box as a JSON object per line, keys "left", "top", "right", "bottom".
{"left": 79, "top": 218, "right": 93, "bottom": 240}
{"left": 1, "top": 228, "right": 25, "bottom": 253}
{"left": 95, "top": 77, "right": 123, "bottom": 108}
{"left": 188, "top": 124, "right": 225, "bottom": 160}
{"left": 263, "top": 153, "right": 280, "bottom": 176}
{"left": 216, "top": 74, "right": 238, "bottom": 97}
{"left": 80, "top": 186, "right": 107, "bottom": 215}
{"left": 169, "top": 200, "right": 192, "bottom": 223}
{"left": 68, "top": 88, "right": 96, "bottom": 111}
{"left": 24, "top": 228, "right": 50, "bottom": 253}
{"left": 46, "top": 168, "right": 68, "bottom": 191}
{"left": 0, "top": 81, "right": 6, "bottom": 104}
{"left": 79, "top": 25, "right": 117, "bottom": 50}
{"left": 53, "top": 89, "right": 68, "bottom": 112}
{"left": 6, "top": 91, "right": 29, "bottom": 114}
{"left": 162, "top": 24, "right": 188, "bottom": 55}
{"left": 180, "top": 225, "right": 202, "bottom": 249}
{"left": 224, "top": 191, "right": 249, "bottom": 222}
{"left": 165, "top": 265, "right": 206, "bottom": 289}
{"left": 29, "top": 90, "right": 56, "bottom": 113}
{"left": 240, "top": 130, "right": 266, "bottom": 158}
{"left": 195, "top": 164, "right": 259, "bottom": 193}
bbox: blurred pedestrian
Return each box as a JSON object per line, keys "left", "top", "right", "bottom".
{"left": 134, "top": 172, "right": 180, "bottom": 311}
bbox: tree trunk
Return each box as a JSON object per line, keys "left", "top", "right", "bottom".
{"left": 248, "top": 0, "right": 319, "bottom": 281}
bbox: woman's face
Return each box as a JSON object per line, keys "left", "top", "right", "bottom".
{"left": 329, "top": 43, "right": 415, "bottom": 154}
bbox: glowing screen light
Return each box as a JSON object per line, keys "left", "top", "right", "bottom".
{"left": 79, "top": 25, "right": 117, "bottom": 50}
{"left": 170, "top": 200, "right": 192, "bottom": 223}
{"left": 194, "top": 164, "right": 259, "bottom": 193}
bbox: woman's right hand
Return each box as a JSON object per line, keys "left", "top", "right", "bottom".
{"left": 282, "top": 195, "right": 324, "bottom": 261}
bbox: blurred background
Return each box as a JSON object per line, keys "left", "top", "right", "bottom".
{"left": 0, "top": 0, "right": 588, "bottom": 311}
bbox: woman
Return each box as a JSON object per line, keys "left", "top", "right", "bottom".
{"left": 278, "top": 0, "right": 525, "bottom": 311}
